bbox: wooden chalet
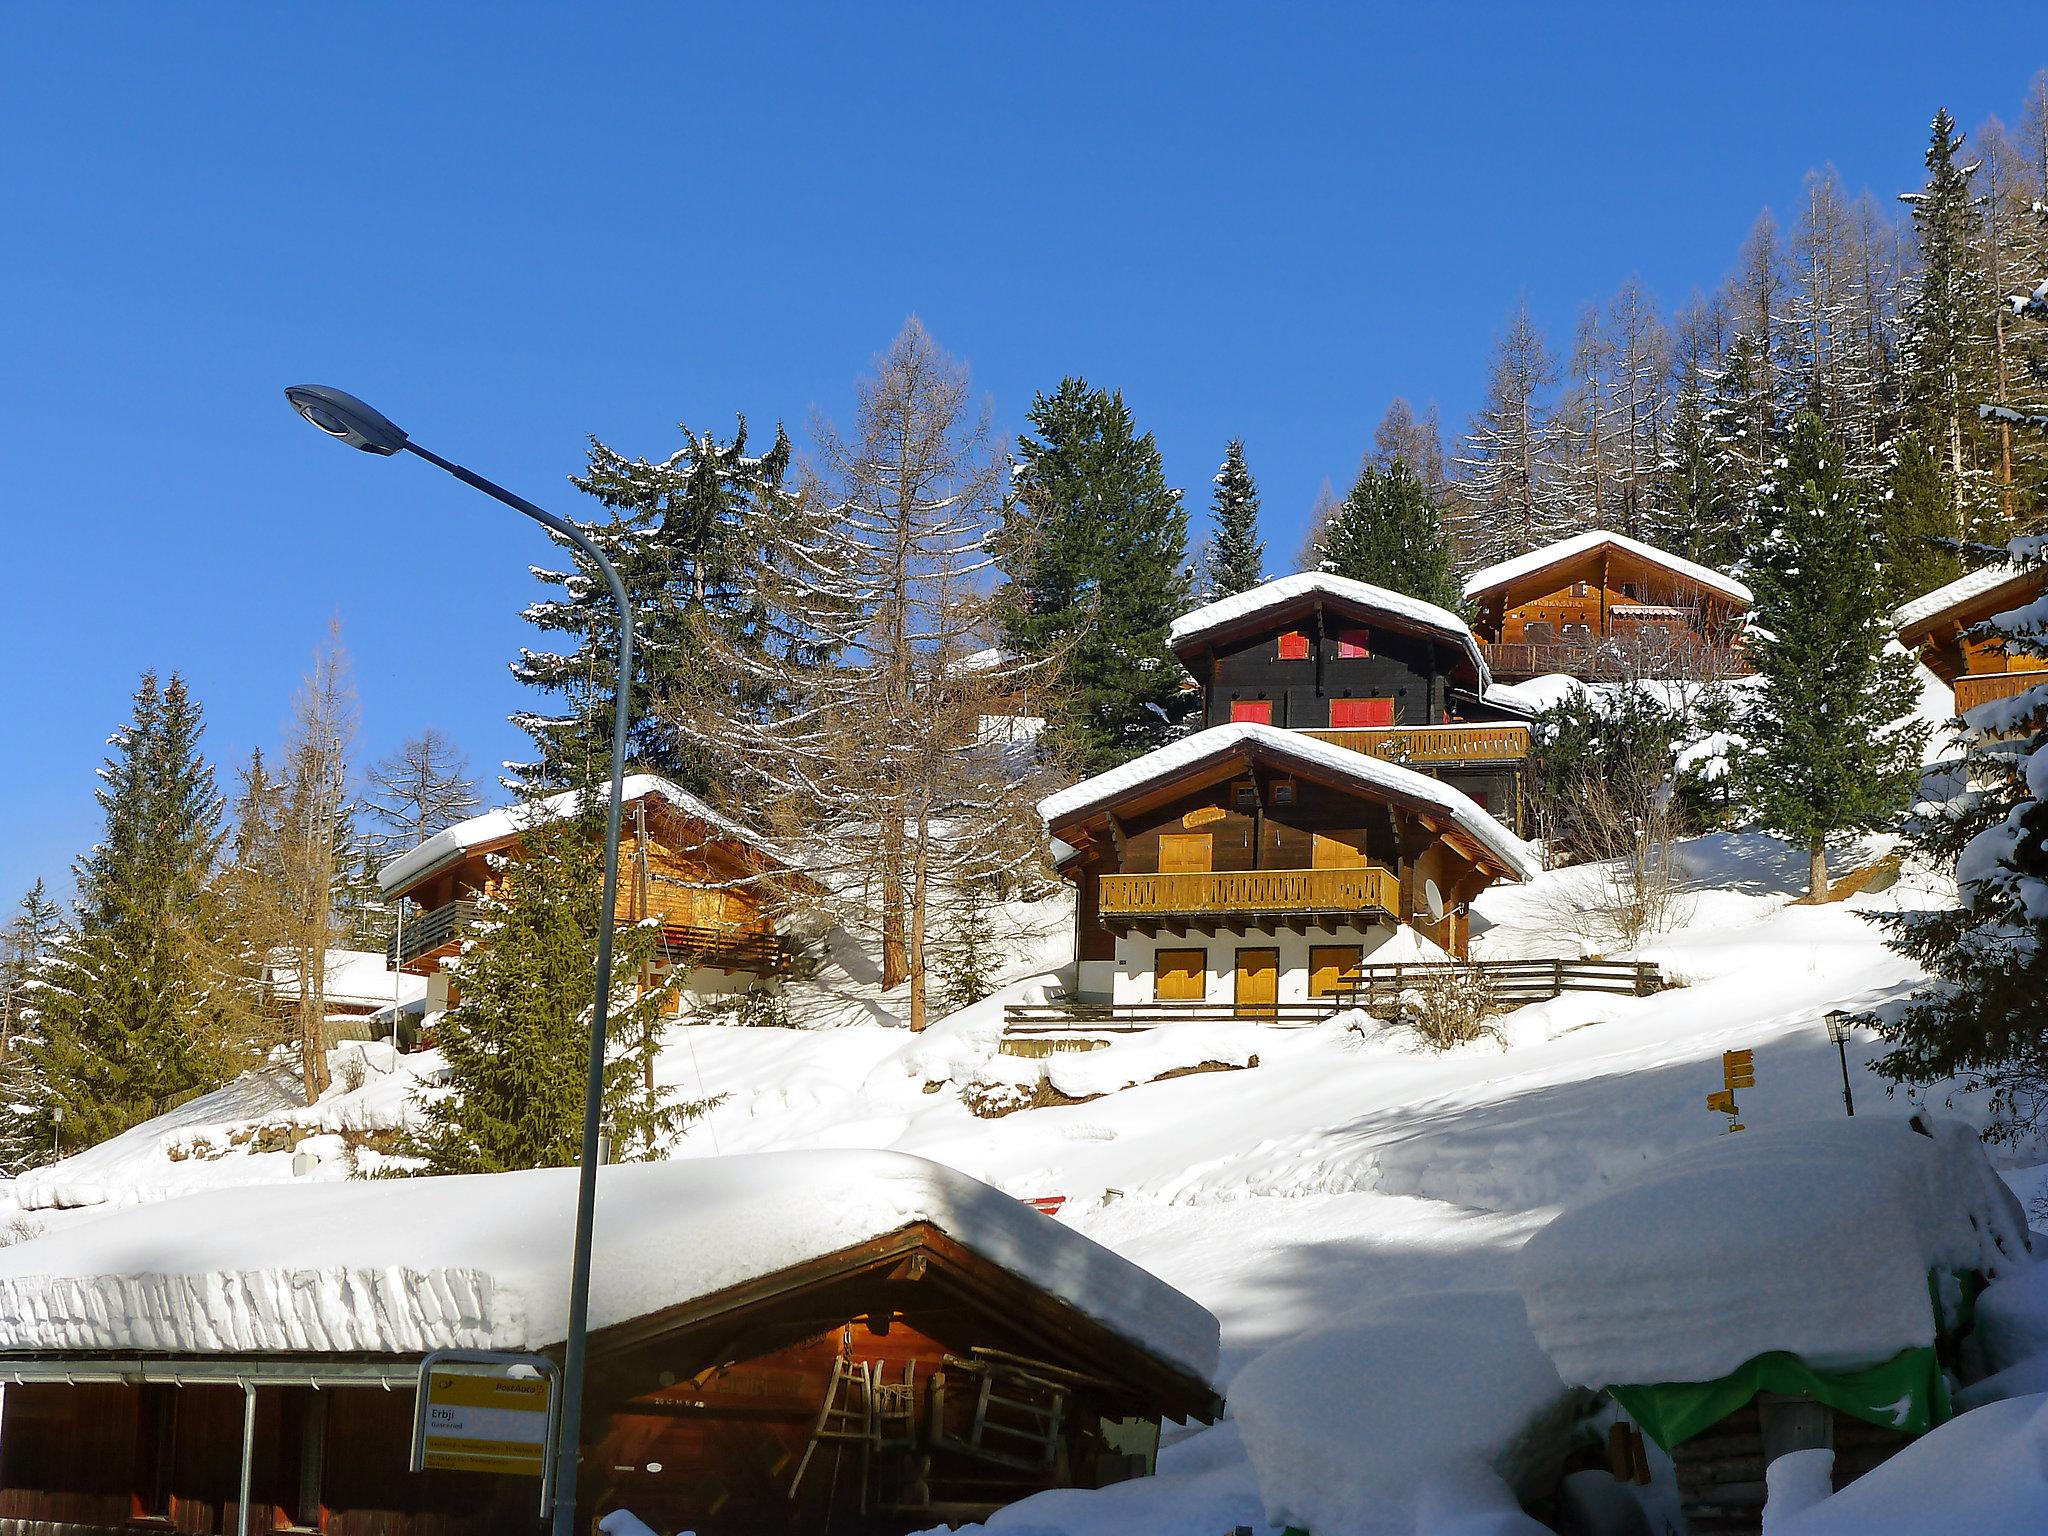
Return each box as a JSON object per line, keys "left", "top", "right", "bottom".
{"left": 1891, "top": 560, "right": 2048, "bottom": 718}
{"left": 378, "top": 775, "right": 799, "bottom": 1012}
{"left": 1462, "top": 531, "right": 1752, "bottom": 682}
{"left": 1041, "top": 722, "right": 1539, "bottom": 1007}
{"left": 0, "top": 1153, "right": 1220, "bottom": 1536}
{"left": 1166, "top": 572, "right": 1534, "bottom": 832}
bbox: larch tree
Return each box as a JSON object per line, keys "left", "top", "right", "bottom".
{"left": 1604, "top": 276, "right": 1672, "bottom": 541}
{"left": 1310, "top": 460, "right": 1463, "bottom": 611}
{"left": 1002, "top": 376, "right": 1191, "bottom": 770}
{"left": 512, "top": 417, "right": 799, "bottom": 794}
{"left": 33, "top": 673, "right": 237, "bottom": 1149}
{"left": 1454, "top": 301, "right": 1564, "bottom": 564}
{"left": 1205, "top": 440, "right": 1265, "bottom": 597}
{"left": 1739, "top": 413, "right": 1926, "bottom": 897}
{"left": 692, "top": 319, "right": 1056, "bottom": 1030}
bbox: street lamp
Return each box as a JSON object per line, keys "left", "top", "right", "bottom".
{"left": 285, "top": 384, "right": 629, "bottom": 1536}
{"left": 1824, "top": 1010, "right": 1857, "bottom": 1117}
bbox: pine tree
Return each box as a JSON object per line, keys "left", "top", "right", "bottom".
{"left": 1206, "top": 441, "right": 1265, "bottom": 597}
{"left": 512, "top": 418, "right": 799, "bottom": 794}
{"left": 0, "top": 882, "right": 60, "bottom": 1172}
{"left": 1739, "top": 413, "right": 1926, "bottom": 897}
{"left": 33, "top": 673, "right": 236, "bottom": 1149}
{"left": 1652, "top": 359, "right": 1742, "bottom": 568}
{"left": 406, "top": 800, "right": 706, "bottom": 1172}
{"left": 1312, "top": 461, "right": 1463, "bottom": 611}
{"left": 1900, "top": 109, "right": 2001, "bottom": 540}
{"left": 1002, "top": 378, "right": 1191, "bottom": 769}
{"left": 1880, "top": 429, "right": 1967, "bottom": 606}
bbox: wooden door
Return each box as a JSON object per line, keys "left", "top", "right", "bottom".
{"left": 1154, "top": 947, "right": 1207, "bottom": 1002}
{"left": 1309, "top": 944, "right": 1363, "bottom": 999}
{"left": 1158, "top": 833, "right": 1213, "bottom": 873}
{"left": 1234, "top": 948, "right": 1279, "bottom": 1018}
{"left": 1312, "top": 829, "right": 1369, "bottom": 869}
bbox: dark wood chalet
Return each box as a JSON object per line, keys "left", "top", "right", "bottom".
{"left": 1892, "top": 560, "right": 2048, "bottom": 718}
{"left": 1166, "top": 572, "right": 1533, "bottom": 831}
{"left": 1462, "top": 531, "right": 1752, "bottom": 682}
{"left": 379, "top": 775, "right": 801, "bottom": 1011}
{"left": 1042, "top": 723, "right": 1537, "bottom": 1006}
{"left": 0, "top": 1155, "right": 1219, "bottom": 1536}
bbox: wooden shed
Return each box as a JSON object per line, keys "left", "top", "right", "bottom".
{"left": 0, "top": 1152, "right": 1220, "bottom": 1536}
{"left": 1891, "top": 561, "right": 2048, "bottom": 718}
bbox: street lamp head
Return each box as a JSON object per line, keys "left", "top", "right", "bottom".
{"left": 284, "top": 385, "right": 409, "bottom": 456}
{"left": 1825, "top": 1009, "right": 1856, "bottom": 1045}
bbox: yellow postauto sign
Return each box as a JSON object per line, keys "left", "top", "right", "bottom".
{"left": 419, "top": 1369, "right": 554, "bottom": 1476}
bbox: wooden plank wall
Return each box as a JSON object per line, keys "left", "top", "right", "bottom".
{"left": 1203, "top": 619, "right": 1451, "bottom": 729}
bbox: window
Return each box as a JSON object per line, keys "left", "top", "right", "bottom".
{"left": 1271, "top": 780, "right": 1296, "bottom": 806}
{"left": 1277, "top": 631, "right": 1310, "bottom": 660}
{"left": 1230, "top": 698, "right": 1273, "bottom": 725}
{"left": 1232, "top": 780, "right": 1258, "bottom": 809}
{"left": 1621, "top": 581, "right": 1641, "bottom": 599}
{"left": 1572, "top": 581, "right": 1590, "bottom": 597}
{"left": 1335, "top": 627, "right": 1372, "bottom": 658}
{"left": 1310, "top": 944, "right": 1364, "bottom": 998}
{"left": 1329, "top": 697, "right": 1394, "bottom": 728}
{"left": 1154, "top": 947, "right": 1207, "bottom": 1001}
{"left": 1525, "top": 621, "right": 1556, "bottom": 643}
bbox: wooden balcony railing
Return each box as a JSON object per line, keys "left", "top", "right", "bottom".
{"left": 1098, "top": 865, "right": 1400, "bottom": 921}
{"left": 389, "top": 899, "right": 477, "bottom": 968}
{"left": 654, "top": 923, "right": 793, "bottom": 976}
{"left": 1303, "top": 723, "right": 1530, "bottom": 764}
{"left": 1481, "top": 638, "right": 1751, "bottom": 682}
{"left": 1955, "top": 669, "right": 2047, "bottom": 715}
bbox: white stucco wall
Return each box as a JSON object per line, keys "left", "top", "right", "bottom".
{"left": 1110, "top": 920, "right": 1402, "bottom": 1006}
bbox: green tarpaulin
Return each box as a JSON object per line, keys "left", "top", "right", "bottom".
{"left": 1610, "top": 1344, "right": 1949, "bottom": 1454}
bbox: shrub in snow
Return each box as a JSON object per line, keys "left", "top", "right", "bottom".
{"left": 1395, "top": 968, "right": 1501, "bottom": 1051}
{"left": 1874, "top": 533, "right": 2048, "bottom": 1141}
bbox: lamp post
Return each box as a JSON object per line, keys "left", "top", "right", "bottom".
{"left": 1824, "top": 1010, "right": 1856, "bottom": 1117}
{"left": 284, "top": 385, "right": 629, "bottom": 1536}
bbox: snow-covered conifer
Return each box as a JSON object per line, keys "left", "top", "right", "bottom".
{"left": 1311, "top": 460, "right": 1463, "bottom": 612}
{"left": 1205, "top": 441, "right": 1265, "bottom": 598}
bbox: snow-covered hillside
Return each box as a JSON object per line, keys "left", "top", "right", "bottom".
{"left": 7, "top": 815, "right": 2045, "bottom": 1535}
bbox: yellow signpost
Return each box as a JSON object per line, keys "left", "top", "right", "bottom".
{"left": 1710, "top": 1048, "right": 1755, "bottom": 1132}
{"left": 411, "top": 1349, "right": 561, "bottom": 1516}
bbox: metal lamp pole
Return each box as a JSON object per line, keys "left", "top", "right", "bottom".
{"left": 1824, "top": 1010, "right": 1856, "bottom": 1117}
{"left": 284, "top": 386, "right": 630, "bottom": 1536}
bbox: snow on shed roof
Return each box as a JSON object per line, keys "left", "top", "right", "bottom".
{"left": 1168, "top": 573, "right": 1488, "bottom": 683}
{"left": 1516, "top": 1117, "right": 2030, "bottom": 1389}
{"left": 1462, "top": 530, "right": 1753, "bottom": 606}
{"left": 0, "top": 1150, "right": 1219, "bottom": 1381}
{"left": 1891, "top": 562, "right": 2038, "bottom": 635}
{"left": 264, "top": 949, "right": 425, "bottom": 1009}
{"left": 378, "top": 774, "right": 769, "bottom": 897}
{"left": 1038, "top": 723, "right": 1539, "bottom": 881}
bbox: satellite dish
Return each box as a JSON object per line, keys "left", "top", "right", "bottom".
{"left": 1423, "top": 878, "right": 1445, "bottom": 923}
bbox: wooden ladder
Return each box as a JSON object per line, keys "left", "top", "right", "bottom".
{"left": 788, "top": 1355, "right": 879, "bottom": 1508}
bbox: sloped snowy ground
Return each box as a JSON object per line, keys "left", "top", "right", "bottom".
{"left": 5, "top": 822, "right": 2044, "bottom": 1534}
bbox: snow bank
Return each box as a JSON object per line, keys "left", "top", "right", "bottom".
{"left": 1039, "top": 723, "right": 1539, "bottom": 881}
{"left": 1231, "top": 1288, "right": 1574, "bottom": 1536}
{"left": 1973, "top": 1258, "right": 2048, "bottom": 1378}
{"left": 0, "top": 1150, "right": 1219, "bottom": 1380}
{"left": 1463, "top": 530, "right": 1752, "bottom": 607}
{"left": 1773, "top": 1392, "right": 2048, "bottom": 1536}
{"left": 1044, "top": 1025, "right": 1261, "bottom": 1100}
{"left": 1517, "top": 1118, "right": 2031, "bottom": 1388}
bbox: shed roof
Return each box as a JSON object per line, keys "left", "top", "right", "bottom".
{"left": 0, "top": 1151, "right": 1219, "bottom": 1387}
{"left": 1039, "top": 722, "right": 1539, "bottom": 881}
{"left": 378, "top": 774, "right": 774, "bottom": 898}
{"left": 1462, "top": 531, "right": 1753, "bottom": 607}
{"left": 1167, "top": 573, "right": 1488, "bottom": 685}
{"left": 1891, "top": 562, "right": 2041, "bottom": 637}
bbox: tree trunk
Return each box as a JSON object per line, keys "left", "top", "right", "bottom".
{"left": 907, "top": 809, "right": 931, "bottom": 1034}
{"left": 1809, "top": 844, "right": 1829, "bottom": 901}
{"left": 880, "top": 816, "right": 909, "bottom": 990}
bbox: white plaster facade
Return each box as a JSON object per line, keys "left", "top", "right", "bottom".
{"left": 1086, "top": 920, "right": 1404, "bottom": 1006}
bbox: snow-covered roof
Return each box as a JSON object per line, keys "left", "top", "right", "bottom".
{"left": 1891, "top": 562, "right": 2038, "bottom": 635}
{"left": 1462, "top": 531, "right": 1753, "bottom": 607}
{"left": 1516, "top": 1118, "right": 2030, "bottom": 1389}
{"left": 263, "top": 949, "right": 425, "bottom": 1009}
{"left": 1167, "top": 572, "right": 1488, "bottom": 684}
{"left": 0, "top": 1150, "right": 1219, "bottom": 1381}
{"left": 1038, "top": 723, "right": 1539, "bottom": 881}
{"left": 378, "top": 774, "right": 770, "bottom": 897}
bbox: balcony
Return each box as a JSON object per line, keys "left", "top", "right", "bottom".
{"left": 1098, "top": 866, "right": 1400, "bottom": 924}
{"left": 1481, "top": 637, "right": 1751, "bottom": 683}
{"left": 1303, "top": 723, "right": 1530, "bottom": 765}
{"left": 654, "top": 923, "right": 793, "bottom": 976}
{"left": 389, "top": 899, "right": 477, "bottom": 969}
{"left": 1955, "top": 669, "right": 2046, "bottom": 716}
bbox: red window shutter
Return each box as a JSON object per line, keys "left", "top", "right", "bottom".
{"left": 1231, "top": 699, "right": 1273, "bottom": 725}
{"left": 1329, "top": 698, "right": 1394, "bottom": 728}
{"left": 1277, "top": 631, "right": 1310, "bottom": 660}
{"left": 1336, "top": 628, "right": 1372, "bottom": 658}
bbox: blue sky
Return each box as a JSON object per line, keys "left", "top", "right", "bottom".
{"left": 0, "top": 3, "right": 2039, "bottom": 905}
